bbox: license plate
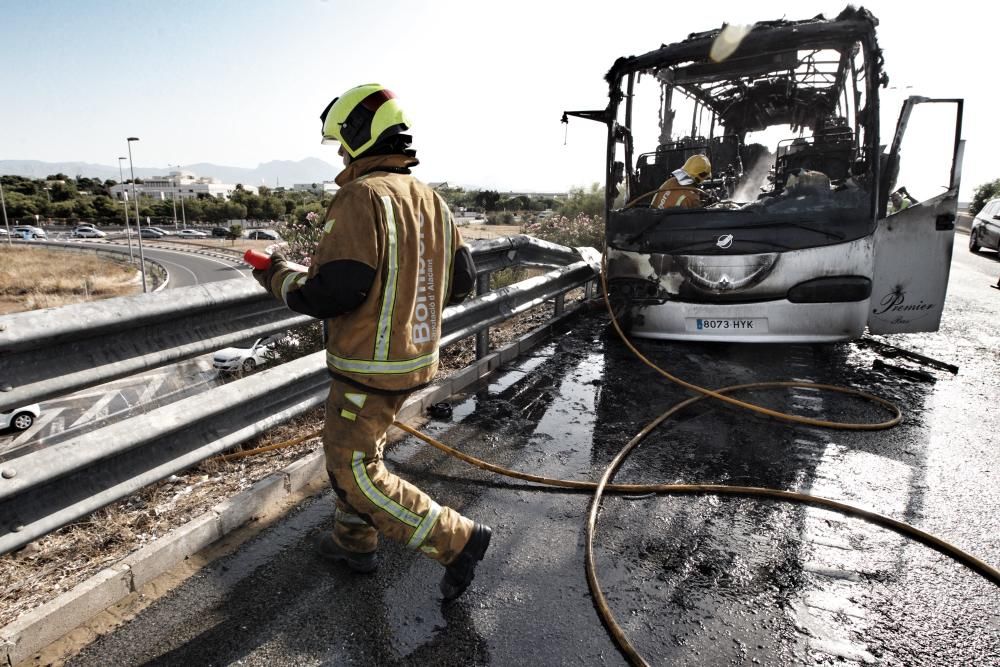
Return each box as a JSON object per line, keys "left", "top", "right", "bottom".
{"left": 686, "top": 318, "right": 768, "bottom": 333}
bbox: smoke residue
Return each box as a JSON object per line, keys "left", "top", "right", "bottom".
{"left": 733, "top": 153, "right": 774, "bottom": 202}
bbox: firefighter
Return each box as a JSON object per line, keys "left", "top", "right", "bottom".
{"left": 889, "top": 188, "right": 914, "bottom": 214}
{"left": 650, "top": 154, "right": 712, "bottom": 209}
{"left": 253, "top": 83, "right": 490, "bottom": 601}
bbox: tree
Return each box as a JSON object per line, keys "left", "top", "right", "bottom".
{"left": 2, "top": 191, "right": 38, "bottom": 218}
{"left": 970, "top": 179, "right": 1000, "bottom": 216}
{"left": 73, "top": 198, "right": 96, "bottom": 220}
{"left": 2, "top": 175, "right": 40, "bottom": 196}
{"left": 48, "top": 181, "right": 77, "bottom": 202}
{"left": 500, "top": 195, "right": 532, "bottom": 211}
{"left": 92, "top": 195, "right": 119, "bottom": 219}
{"left": 557, "top": 183, "right": 604, "bottom": 220}
{"left": 52, "top": 200, "right": 76, "bottom": 220}
{"left": 474, "top": 189, "right": 501, "bottom": 211}
{"left": 224, "top": 201, "right": 247, "bottom": 220}
{"left": 262, "top": 197, "right": 285, "bottom": 220}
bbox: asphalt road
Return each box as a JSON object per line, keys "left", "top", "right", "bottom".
{"left": 82, "top": 238, "right": 251, "bottom": 288}
{"left": 66, "top": 244, "right": 1000, "bottom": 666}
{"left": 141, "top": 246, "right": 250, "bottom": 288}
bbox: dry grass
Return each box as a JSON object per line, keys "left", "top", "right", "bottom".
{"left": 460, "top": 224, "right": 523, "bottom": 240}
{"left": 0, "top": 246, "right": 139, "bottom": 315}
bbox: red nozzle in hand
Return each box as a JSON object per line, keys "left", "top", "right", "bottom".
{"left": 245, "top": 249, "right": 272, "bottom": 270}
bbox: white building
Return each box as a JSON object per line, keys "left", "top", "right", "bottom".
{"left": 292, "top": 181, "right": 339, "bottom": 195}
{"left": 109, "top": 171, "right": 257, "bottom": 202}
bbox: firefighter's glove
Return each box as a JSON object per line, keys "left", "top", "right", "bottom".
{"left": 252, "top": 252, "right": 287, "bottom": 292}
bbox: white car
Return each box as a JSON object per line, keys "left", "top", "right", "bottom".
{"left": 12, "top": 225, "right": 47, "bottom": 239}
{"left": 176, "top": 229, "right": 209, "bottom": 238}
{"left": 246, "top": 229, "right": 281, "bottom": 241}
{"left": 212, "top": 336, "right": 282, "bottom": 373}
{"left": 1, "top": 404, "right": 40, "bottom": 431}
{"left": 73, "top": 226, "right": 107, "bottom": 238}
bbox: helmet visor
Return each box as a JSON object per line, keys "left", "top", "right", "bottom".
{"left": 320, "top": 97, "right": 340, "bottom": 144}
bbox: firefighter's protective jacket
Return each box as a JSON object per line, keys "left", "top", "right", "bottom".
{"left": 650, "top": 176, "right": 705, "bottom": 209}
{"left": 261, "top": 154, "right": 475, "bottom": 392}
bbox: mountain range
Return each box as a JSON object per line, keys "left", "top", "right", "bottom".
{"left": 0, "top": 158, "right": 340, "bottom": 187}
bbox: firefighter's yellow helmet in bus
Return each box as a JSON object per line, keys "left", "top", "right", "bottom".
{"left": 681, "top": 154, "right": 712, "bottom": 184}
{"left": 319, "top": 83, "right": 411, "bottom": 158}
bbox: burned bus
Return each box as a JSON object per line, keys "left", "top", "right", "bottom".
{"left": 565, "top": 7, "right": 963, "bottom": 342}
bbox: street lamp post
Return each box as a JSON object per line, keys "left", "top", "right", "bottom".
{"left": 0, "top": 178, "right": 11, "bottom": 246}
{"left": 168, "top": 164, "right": 181, "bottom": 228}
{"left": 126, "top": 137, "right": 148, "bottom": 293}
{"left": 117, "top": 157, "right": 134, "bottom": 261}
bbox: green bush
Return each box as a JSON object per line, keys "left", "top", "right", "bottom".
{"left": 489, "top": 267, "right": 527, "bottom": 290}
{"left": 523, "top": 213, "right": 604, "bottom": 249}
{"left": 486, "top": 211, "right": 515, "bottom": 225}
{"left": 557, "top": 183, "right": 605, "bottom": 219}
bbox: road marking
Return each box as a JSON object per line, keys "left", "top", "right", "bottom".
{"left": 69, "top": 391, "right": 119, "bottom": 429}
{"left": 48, "top": 415, "right": 65, "bottom": 435}
{"left": 137, "top": 374, "right": 167, "bottom": 405}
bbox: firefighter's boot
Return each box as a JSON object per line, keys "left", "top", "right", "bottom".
{"left": 440, "top": 522, "right": 492, "bottom": 601}
{"left": 314, "top": 533, "right": 377, "bottom": 574}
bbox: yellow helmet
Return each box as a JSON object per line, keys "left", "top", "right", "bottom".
{"left": 682, "top": 154, "right": 712, "bottom": 183}
{"left": 320, "top": 83, "right": 411, "bottom": 158}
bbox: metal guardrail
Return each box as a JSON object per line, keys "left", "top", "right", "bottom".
{"left": 0, "top": 237, "right": 599, "bottom": 553}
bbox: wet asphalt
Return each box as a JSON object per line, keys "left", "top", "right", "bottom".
{"left": 68, "top": 248, "right": 999, "bottom": 666}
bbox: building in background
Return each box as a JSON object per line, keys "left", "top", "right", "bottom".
{"left": 289, "top": 181, "right": 339, "bottom": 196}
{"left": 108, "top": 171, "right": 256, "bottom": 201}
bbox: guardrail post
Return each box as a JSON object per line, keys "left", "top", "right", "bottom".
{"left": 475, "top": 272, "right": 491, "bottom": 359}
{"left": 554, "top": 292, "right": 565, "bottom": 316}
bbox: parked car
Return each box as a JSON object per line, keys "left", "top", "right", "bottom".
{"left": 138, "top": 228, "right": 165, "bottom": 239}
{"left": 1, "top": 404, "right": 40, "bottom": 431}
{"left": 211, "top": 227, "right": 232, "bottom": 237}
{"left": 0, "top": 227, "right": 7, "bottom": 236}
{"left": 176, "top": 229, "right": 209, "bottom": 238}
{"left": 969, "top": 198, "right": 1000, "bottom": 253}
{"left": 212, "top": 335, "right": 282, "bottom": 373}
{"left": 12, "top": 225, "right": 47, "bottom": 239}
{"left": 73, "top": 226, "right": 107, "bottom": 238}
{"left": 247, "top": 229, "right": 281, "bottom": 241}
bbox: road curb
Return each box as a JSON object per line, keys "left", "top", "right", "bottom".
{"left": 0, "top": 301, "right": 588, "bottom": 666}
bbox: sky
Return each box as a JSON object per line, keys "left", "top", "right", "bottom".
{"left": 0, "top": 0, "right": 996, "bottom": 199}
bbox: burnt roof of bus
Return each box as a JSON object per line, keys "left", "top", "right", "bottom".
{"left": 606, "top": 6, "right": 883, "bottom": 132}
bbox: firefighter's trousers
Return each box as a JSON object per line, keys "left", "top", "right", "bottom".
{"left": 323, "top": 377, "right": 474, "bottom": 565}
